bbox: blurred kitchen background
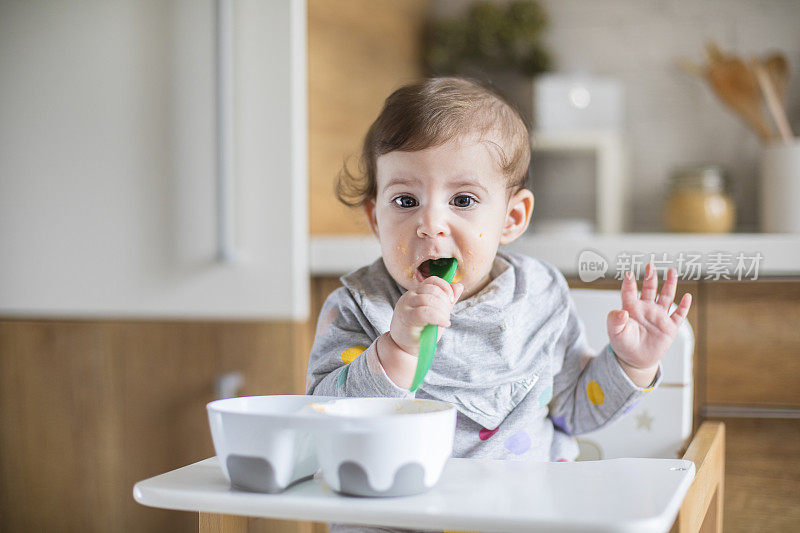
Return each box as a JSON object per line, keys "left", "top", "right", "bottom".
{"left": 433, "top": 0, "right": 800, "bottom": 234}
{"left": 1, "top": 0, "right": 799, "bottom": 532}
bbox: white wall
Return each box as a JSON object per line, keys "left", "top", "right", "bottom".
{"left": 431, "top": 0, "right": 800, "bottom": 232}
{"left": 0, "top": 0, "right": 308, "bottom": 319}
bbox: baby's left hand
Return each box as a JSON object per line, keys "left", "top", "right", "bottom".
{"left": 607, "top": 263, "right": 692, "bottom": 383}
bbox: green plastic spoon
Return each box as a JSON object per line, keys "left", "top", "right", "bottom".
{"left": 409, "top": 258, "right": 458, "bottom": 392}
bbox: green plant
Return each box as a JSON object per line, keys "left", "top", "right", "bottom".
{"left": 425, "top": 0, "right": 552, "bottom": 77}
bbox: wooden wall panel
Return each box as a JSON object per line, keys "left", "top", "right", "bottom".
{"left": 308, "top": 0, "right": 429, "bottom": 235}
{"left": 0, "top": 321, "right": 118, "bottom": 531}
{"left": 704, "top": 281, "right": 800, "bottom": 407}
{"left": 0, "top": 319, "right": 310, "bottom": 533}
{"left": 706, "top": 417, "right": 800, "bottom": 532}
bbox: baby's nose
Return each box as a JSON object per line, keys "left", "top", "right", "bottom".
{"left": 416, "top": 206, "right": 450, "bottom": 238}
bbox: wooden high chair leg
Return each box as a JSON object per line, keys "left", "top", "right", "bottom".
{"left": 200, "top": 512, "right": 247, "bottom": 533}
{"left": 671, "top": 421, "right": 726, "bottom": 533}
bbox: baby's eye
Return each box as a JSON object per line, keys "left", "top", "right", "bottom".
{"left": 451, "top": 194, "right": 477, "bottom": 208}
{"left": 392, "top": 195, "right": 418, "bottom": 208}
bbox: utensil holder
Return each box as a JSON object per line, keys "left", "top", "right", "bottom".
{"left": 760, "top": 139, "right": 800, "bottom": 233}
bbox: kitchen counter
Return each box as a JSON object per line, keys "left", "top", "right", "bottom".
{"left": 310, "top": 233, "right": 800, "bottom": 278}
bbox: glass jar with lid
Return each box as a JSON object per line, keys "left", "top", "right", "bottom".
{"left": 663, "top": 164, "right": 736, "bottom": 233}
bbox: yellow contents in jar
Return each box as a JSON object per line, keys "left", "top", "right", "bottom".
{"left": 665, "top": 190, "right": 736, "bottom": 233}
{"left": 663, "top": 164, "right": 736, "bottom": 233}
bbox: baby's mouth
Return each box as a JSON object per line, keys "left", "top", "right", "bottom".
{"left": 416, "top": 257, "right": 456, "bottom": 280}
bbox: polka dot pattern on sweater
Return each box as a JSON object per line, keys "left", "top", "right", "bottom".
{"left": 551, "top": 415, "right": 571, "bottom": 434}
{"left": 341, "top": 346, "right": 366, "bottom": 364}
{"left": 504, "top": 430, "right": 531, "bottom": 454}
{"left": 336, "top": 365, "right": 349, "bottom": 389}
{"left": 587, "top": 380, "right": 605, "bottom": 405}
{"left": 538, "top": 385, "right": 553, "bottom": 407}
{"left": 479, "top": 427, "right": 499, "bottom": 440}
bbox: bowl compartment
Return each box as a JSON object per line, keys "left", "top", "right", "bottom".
{"left": 312, "top": 398, "right": 456, "bottom": 496}
{"left": 207, "top": 396, "right": 456, "bottom": 497}
{"left": 207, "top": 395, "right": 326, "bottom": 493}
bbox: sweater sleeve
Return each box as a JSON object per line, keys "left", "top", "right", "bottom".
{"left": 548, "top": 294, "right": 662, "bottom": 436}
{"left": 305, "top": 287, "right": 414, "bottom": 399}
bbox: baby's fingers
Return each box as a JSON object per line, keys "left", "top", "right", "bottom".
{"left": 669, "top": 293, "right": 692, "bottom": 326}
{"left": 656, "top": 268, "right": 678, "bottom": 309}
{"left": 406, "top": 290, "right": 454, "bottom": 311}
{"left": 452, "top": 283, "right": 464, "bottom": 302}
{"left": 421, "top": 276, "right": 457, "bottom": 303}
{"left": 408, "top": 305, "right": 453, "bottom": 328}
{"left": 621, "top": 271, "right": 639, "bottom": 310}
{"left": 640, "top": 263, "right": 659, "bottom": 302}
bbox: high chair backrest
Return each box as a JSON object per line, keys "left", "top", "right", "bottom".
{"left": 570, "top": 289, "right": 694, "bottom": 460}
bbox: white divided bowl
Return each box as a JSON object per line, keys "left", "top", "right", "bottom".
{"left": 207, "top": 395, "right": 334, "bottom": 493}
{"left": 310, "top": 397, "right": 457, "bottom": 497}
{"left": 207, "top": 395, "right": 457, "bottom": 497}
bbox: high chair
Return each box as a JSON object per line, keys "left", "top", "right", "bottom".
{"left": 133, "top": 289, "right": 725, "bottom": 533}
{"left": 571, "top": 288, "right": 725, "bottom": 532}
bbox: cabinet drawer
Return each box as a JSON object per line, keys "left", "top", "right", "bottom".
{"left": 705, "top": 281, "right": 800, "bottom": 408}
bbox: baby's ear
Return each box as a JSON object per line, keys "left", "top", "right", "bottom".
{"left": 500, "top": 189, "right": 534, "bottom": 245}
{"left": 363, "top": 199, "right": 379, "bottom": 237}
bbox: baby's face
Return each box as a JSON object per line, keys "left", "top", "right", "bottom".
{"left": 366, "top": 136, "right": 527, "bottom": 300}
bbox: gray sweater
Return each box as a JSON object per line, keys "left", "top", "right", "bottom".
{"left": 306, "top": 251, "right": 660, "bottom": 464}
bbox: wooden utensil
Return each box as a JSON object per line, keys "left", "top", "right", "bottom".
{"left": 704, "top": 42, "right": 774, "bottom": 141}
{"left": 764, "top": 52, "right": 790, "bottom": 104}
{"left": 752, "top": 56, "right": 794, "bottom": 143}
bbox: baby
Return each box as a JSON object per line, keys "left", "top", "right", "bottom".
{"left": 306, "top": 76, "right": 691, "bottom": 499}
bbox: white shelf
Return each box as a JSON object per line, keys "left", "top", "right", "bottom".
{"left": 532, "top": 129, "right": 621, "bottom": 151}
{"left": 532, "top": 130, "right": 629, "bottom": 234}
{"left": 310, "top": 234, "right": 800, "bottom": 277}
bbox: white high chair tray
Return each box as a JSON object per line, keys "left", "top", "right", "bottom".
{"left": 134, "top": 456, "right": 694, "bottom": 532}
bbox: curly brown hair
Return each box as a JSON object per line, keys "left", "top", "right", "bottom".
{"left": 335, "top": 77, "right": 531, "bottom": 208}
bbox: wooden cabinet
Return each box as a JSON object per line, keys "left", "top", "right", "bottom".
{"left": 308, "top": 0, "right": 429, "bottom": 235}
{"left": 0, "top": 320, "right": 310, "bottom": 533}
{"left": 720, "top": 417, "right": 800, "bottom": 532}
{"left": 703, "top": 280, "right": 800, "bottom": 408}
{"left": 700, "top": 280, "right": 800, "bottom": 532}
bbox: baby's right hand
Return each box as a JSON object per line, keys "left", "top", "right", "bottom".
{"left": 389, "top": 277, "right": 464, "bottom": 356}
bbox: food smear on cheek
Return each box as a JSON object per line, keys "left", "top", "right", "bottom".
{"left": 463, "top": 251, "right": 473, "bottom": 276}
{"left": 394, "top": 245, "right": 412, "bottom": 279}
